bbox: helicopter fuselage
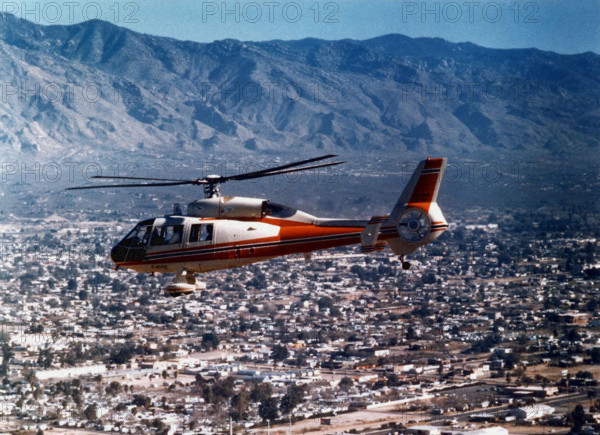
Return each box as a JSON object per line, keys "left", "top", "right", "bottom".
{"left": 111, "top": 198, "right": 374, "bottom": 274}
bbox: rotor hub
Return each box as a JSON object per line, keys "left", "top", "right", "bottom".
{"left": 408, "top": 219, "right": 421, "bottom": 231}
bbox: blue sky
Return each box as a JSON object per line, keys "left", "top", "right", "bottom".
{"left": 11, "top": 0, "right": 600, "bottom": 54}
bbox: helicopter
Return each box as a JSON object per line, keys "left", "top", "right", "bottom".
{"left": 68, "top": 155, "right": 448, "bottom": 296}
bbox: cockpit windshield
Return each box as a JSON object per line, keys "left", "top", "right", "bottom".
{"left": 263, "top": 201, "right": 296, "bottom": 218}
{"left": 122, "top": 224, "right": 153, "bottom": 248}
{"left": 112, "top": 219, "right": 155, "bottom": 263}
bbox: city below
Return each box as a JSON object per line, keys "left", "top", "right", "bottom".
{"left": 0, "top": 204, "right": 598, "bottom": 435}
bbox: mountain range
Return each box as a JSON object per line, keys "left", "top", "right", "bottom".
{"left": 0, "top": 12, "right": 598, "bottom": 158}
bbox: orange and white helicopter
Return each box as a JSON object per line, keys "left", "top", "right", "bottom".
{"left": 68, "top": 155, "right": 448, "bottom": 296}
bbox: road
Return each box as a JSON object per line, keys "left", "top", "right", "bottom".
{"left": 430, "top": 391, "right": 587, "bottom": 421}
{"left": 362, "top": 393, "right": 586, "bottom": 435}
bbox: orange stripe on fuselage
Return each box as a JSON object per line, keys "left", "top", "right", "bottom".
{"left": 118, "top": 219, "right": 368, "bottom": 268}
{"left": 279, "top": 223, "right": 363, "bottom": 241}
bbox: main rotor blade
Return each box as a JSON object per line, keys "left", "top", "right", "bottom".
{"left": 222, "top": 154, "right": 338, "bottom": 182}
{"left": 65, "top": 181, "right": 195, "bottom": 190}
{"left": 229, "top": 161, "right": 345, "bottom": 181}
{"left": 65, "top": 155, "right": 343, "bottom": 191}
{"left": 91, "top": 175, "right": 195, "bottom": 182}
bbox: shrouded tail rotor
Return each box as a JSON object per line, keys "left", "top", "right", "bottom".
{"left": 397, "top": 207, "right": 432, "bottom": 242}
{"left": 385, "top": 158, "right": 448, "bottom": 258}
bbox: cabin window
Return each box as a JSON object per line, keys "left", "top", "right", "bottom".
{"left": 189, "top": 224, "right": 213, "bottom": 243}
{"left": 150, "top": 225, "right": 184, "bottom": 246}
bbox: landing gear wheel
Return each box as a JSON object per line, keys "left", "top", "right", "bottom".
{"left": 400, "top": 256, "right": 411, "bottom": 270}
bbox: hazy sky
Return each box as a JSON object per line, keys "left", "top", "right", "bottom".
{"left": 10, "top": 0, "right": 600, "bottom": 54}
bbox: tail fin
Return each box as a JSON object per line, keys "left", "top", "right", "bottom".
{"left": 391, "top": 158, "right": 446, "bottom": 217}
{"left": 385, "top": 158, "right": 448, "bottom": 256}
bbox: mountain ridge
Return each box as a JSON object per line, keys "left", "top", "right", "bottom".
{"left": 0, "top": 12, "right": 598, "bottom": 158}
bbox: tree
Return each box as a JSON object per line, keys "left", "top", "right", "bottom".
{"left": 421, "top": 272, "right": 437, "bottom": 284}
{"left": 280, "top": 384, "right": 306, "bottom": 415}
{"left": 296, "top": 353, "right": 307, "bottom": 367}
{"left": 503, "top": 352, "right": 520, "bottom": 370}
{"left": 516, "top": 334, "right": 529, "bottom": 346}
{"left": 109, "top": 344, "right": 136, "bottom": 364}
{"left": 37, "top": 347, "right": 53, "bottom": 369}
{"left": 317, "top": 297, "right": 334, "bottom": 310}
{"left": 0, "top": 343, "right": 14, "bottom": 376}
{"left": 372, "top": 380, "right": 386, "bottom": 390}
{"left": 566, "top": 328, "right": 581, "bottom": 343}
{"left": 67, "top": 278, "right": 77, "bottom": 292}
{"left": 105, "top": 381, "right": 122, "bottom": 396}
{"left": 212, "top": 377, "right": 235, "bottom": 403}
{"left": 576, "top": 370, "right": 594, "bottom": 380}
{"left": 470, "top": 332, "right": 501, "bottom": 353}
{"left": 152, "top": 418, "right": 166, "bottom": 431}
{"left": 202, "top": 332, "right": 220, "bottom": 350}
{"left": 251, "top": 382, "right": 273, "bottom": 403}
{"left": 83, "top": 403, "right": 97, "bottom": 421}
{"left": 111, "top": 278, "right": 127, "bottom": 293}
{"left": 339, "top": 377, "right": 354, "bottom": 390}
{"left": 570, "top": 404, "right": 587, "bottom": 431}
{"left": 271, "top": 344, "right": 289, "bottom": 362}
{"left": 258, "top": 397, "right": 279, "bottom": 421}
{"left": 132, "top": 394, "right": 151, "bottom": 408}
{"left": 230, "top": 391, "right": 250, "bottom": 421}
{"left": 386, "top": 373, "right": 401, "bottom": 387}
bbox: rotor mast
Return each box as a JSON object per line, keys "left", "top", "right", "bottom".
{"left": 204, "top": 175, "right": 222, "bottom": 198}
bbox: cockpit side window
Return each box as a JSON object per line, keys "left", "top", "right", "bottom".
{"left": 150, "top": 225, "right": 184, "bottom": 246}
{"left": 189, "top": 224, "right": 213, "bottom": 243}
{"left": 139, "top": 226, "right": 152, "bottom": 246}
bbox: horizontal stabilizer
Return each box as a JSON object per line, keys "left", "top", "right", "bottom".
{"left": 361, "top": 215, "right": 388, "bottom": 253}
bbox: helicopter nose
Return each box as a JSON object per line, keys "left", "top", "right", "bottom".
{"left": 110, "top": 244, "right": 127, "bottom": 263}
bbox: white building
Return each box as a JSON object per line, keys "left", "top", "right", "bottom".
{"left": 35, "top": 364, "right": 106, "bottom": 380}
{"left": 512, "top": 404, "right": 555, "bottom": 420}
{"left": 442, "top": 428, "right": 508, "bottom": 435}
{"left": 407, "top": 426, "right": 440, "bottom": 435}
